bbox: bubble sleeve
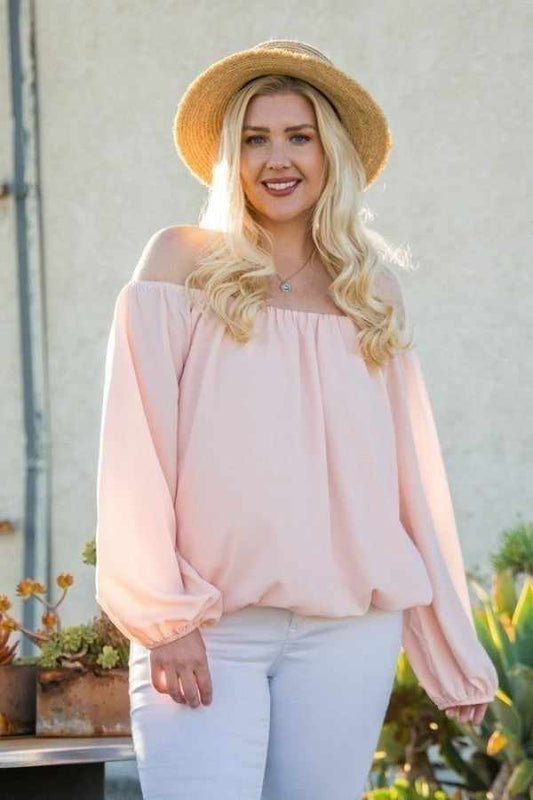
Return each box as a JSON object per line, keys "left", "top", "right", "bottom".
{"left": 94, "top": 281, "right": 223, "bottom": 649}
{"left": 383, "top": 340, "right": 499, "bottom": 710}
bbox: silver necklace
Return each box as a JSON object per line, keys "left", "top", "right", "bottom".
{"left": 274, "top": 247, "right": 315, "bottom": 293}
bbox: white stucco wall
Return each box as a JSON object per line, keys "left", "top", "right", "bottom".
{"left": 1, "top": 0, "right": 531, "bottom": 633}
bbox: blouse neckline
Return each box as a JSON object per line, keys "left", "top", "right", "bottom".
{"left": 129, "top": 279, "right": 354, "bottom": 322}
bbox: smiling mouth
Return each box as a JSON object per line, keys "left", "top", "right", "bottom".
{"left": 262, "top": 179, "right": 302, "bottom": 195}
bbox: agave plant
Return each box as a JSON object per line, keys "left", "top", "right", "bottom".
{"left": 371, "top": 519, "right": 533, "bottom": 799}
{"left": 465, "top": 569, "right": 533, "bottom": 800}
{"left": 372, "top": 647, "right": 496, "bottom": 795}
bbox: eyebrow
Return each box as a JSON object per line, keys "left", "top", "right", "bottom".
{"left": 242, "top": 123, "right": 317, "bottom": 132}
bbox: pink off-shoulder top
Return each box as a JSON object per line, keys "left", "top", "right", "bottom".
{"left": 94, "top": 277, "right": 499, "bottom": 711}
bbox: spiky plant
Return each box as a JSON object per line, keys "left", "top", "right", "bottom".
{"left": 0, "top": 614, "right": 18, "bottom": 665}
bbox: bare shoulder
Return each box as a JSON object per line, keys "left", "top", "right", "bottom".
{"left": 131, "top": 225, "right": 224, "bottom": 285}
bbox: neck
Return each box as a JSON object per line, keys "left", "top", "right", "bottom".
{"left": 256, "top": 215, "right": 315, "bottom": 266}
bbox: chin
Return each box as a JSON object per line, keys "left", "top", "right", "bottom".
{"left": 263, "top": 209, "right": 307, "bottom": 223}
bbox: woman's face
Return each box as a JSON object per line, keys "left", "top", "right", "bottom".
{"left": 240, "top": 92, "right": 326, "bottom": 224}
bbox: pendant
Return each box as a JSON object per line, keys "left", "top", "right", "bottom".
{"left": 279, "top": 281, "right": 292, "bottom": 292}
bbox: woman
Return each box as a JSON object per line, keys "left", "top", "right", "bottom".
{"left": 95, "top": 39, "right": 498, "bottom": 800}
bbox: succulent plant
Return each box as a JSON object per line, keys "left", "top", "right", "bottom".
{"left": 0, "top": 554, "right": 129, "bottom": 673}
{"left": 0, "top": 613, "right": 19, "bottom": 665}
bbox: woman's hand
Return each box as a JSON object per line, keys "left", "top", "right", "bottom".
{"left": 444, "top": 701, "right": 488, "bottom": 725}
{"left": 149, "top": 628, "right": 213, "bottom": 708}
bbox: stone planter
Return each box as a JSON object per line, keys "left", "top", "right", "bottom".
{"left": 0, "top": 662, "right": 38, "bottom": 736}
{"left": 36, "top": 667, "right": 130, "bottom": 736}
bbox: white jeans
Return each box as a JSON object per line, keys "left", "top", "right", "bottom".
{"left": 128, "top": 604, "right": 403, "bottom": 800}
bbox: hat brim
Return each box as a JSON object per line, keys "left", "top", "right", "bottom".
{"left": 173, "top": 47, "right": 392, "bottom": 188}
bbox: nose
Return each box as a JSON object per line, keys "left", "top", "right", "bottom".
{"left": 265, "top": 141, "right": 291, "bottom": 170}
{"left": 267, "top": 161, "right": 291, "bottom": 170}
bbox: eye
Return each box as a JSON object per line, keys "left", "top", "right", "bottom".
{"left": 243, "top": 134, "right": 312, "bottom": 145}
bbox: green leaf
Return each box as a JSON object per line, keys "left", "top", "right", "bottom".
{"left": 507, "top": 664, "right": 533, "bottom": 743}
{"left": 513, "top": 578, "right": 533, "bottom": 669}
{"left": 395, "top": 649, "right": 419, "bottom": 688}
{"left": 96, "top": 645, "right": 120, "bottom": 669}
{"left": 508, "top": 759, "right": 533, "bottom": 796}
{"left": 491, "top": 689, "right": 523, "bottom": 741}
{"left": 493, "top": 570, "right": 518, "bottom": 617}
{"left": 82, "top": 538, "right": 97, "bottom": 567}
{"left": 478, "top": 590, "right": 516, "bottom": 676}
{"left": 472, "top": 605, "right": 508, "bottom": 689}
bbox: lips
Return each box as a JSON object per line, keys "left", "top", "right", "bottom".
{"left": 261, "top": 179, "right": 302, "bottom": 196}
{"left": 261, "top": 179, "right": 301, "bottom": 187}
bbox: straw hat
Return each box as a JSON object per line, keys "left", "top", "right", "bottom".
{"left": 173, "top": 39, "right": 392, "bottom": 189}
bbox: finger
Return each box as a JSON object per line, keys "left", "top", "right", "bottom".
{"left": 457, "top": 705, "right": 471, "bottom": 723}
{"left": 163, "top": 665, "right": 186, "bottom": 704}
{"left": 446, "top": 705, "right": 461, "bottom": 721}
{"left": 179, "top": 668, "right": 201, "bottom": 708}
{"left": 472, "top": 703, "right": 487, "bottom": 726}
{"left": 194, "top": 662, "right": 213, "bottom": 706}
{"left": 150, "top": 662, "right": 169, "bottom": 695}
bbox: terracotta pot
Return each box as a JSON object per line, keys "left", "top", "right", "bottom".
{"left": 36, "top": 667, "right": 131, "bottom": 736}
{"left": 0, "top": 663, "right": 38, "bottom": 736}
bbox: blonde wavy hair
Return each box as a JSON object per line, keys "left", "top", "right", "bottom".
{"left": 183, "top": 74, "right": 416, "bottom": 368}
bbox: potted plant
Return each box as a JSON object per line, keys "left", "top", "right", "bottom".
{"left": 1, "top": 563, "right": 131, "bottom": 737}
{"left": 35, "top": 610, "right": 131, "bottom": 736}
{"left": 0, "top": 605, "right": 38, "bottom": 736}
